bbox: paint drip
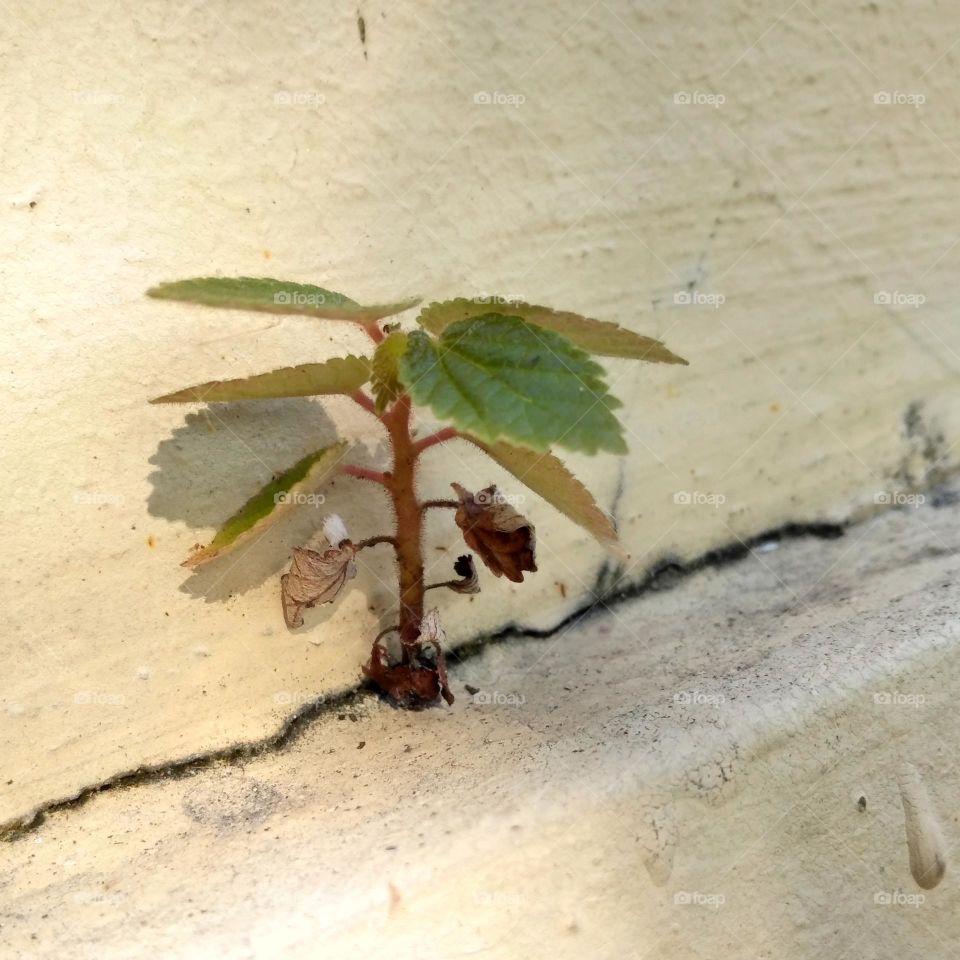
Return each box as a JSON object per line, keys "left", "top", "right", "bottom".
{"left": 898, "top": 762, "right": 947, "bottom": 890}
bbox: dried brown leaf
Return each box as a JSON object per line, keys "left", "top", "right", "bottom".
{"left": 281, "top": 542, "right": 357, "bottom": 629}
{"left": 452, "top": 483, "right": 537, "bottom": 583}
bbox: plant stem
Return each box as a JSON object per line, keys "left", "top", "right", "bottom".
{"left": 350, "top": 390, "right": 378, "bottom": 416}
{"left": 383, "top": 395, "right": 425, "bottom": 658}
{"left": 362, "top": 322, "right": 385, "bottom": 344}
{"left": 374, "top": 625, "right": 401, "bottom": 644}
{"left": 355, "top": 535, "right": 397, "bottom": 550}
{"left": 424, "top": 578, "right": 459, "bottom": 593}
{"left": 421, "top": 498, "right": 458, "bottom": 510}
{"left": 340, "top": 464, "right": 389, "bottom": 486}
{"left": 413, "top": 426, "right": 458, "bottom": 455}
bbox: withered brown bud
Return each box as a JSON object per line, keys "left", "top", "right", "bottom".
{"left": 451, "top": 483, "right": 537, "bottom": 583}
{"left": 449, "top": 554, "right": 480, "bottom": 594}
{"left": 281, "top": 541, "right": 357, "bottom": 629}
{"left": 362, "top": 609, "right": 453, "bottom": 707}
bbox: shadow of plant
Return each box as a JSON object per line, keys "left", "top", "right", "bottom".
{"left": 147, "top": 399, "right": 396, "bottom": 607}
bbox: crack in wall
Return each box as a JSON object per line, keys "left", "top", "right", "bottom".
{"left": 13, "top": 467, "right": 960, "bottom": 842}
{"left": 1, "top": 509, "right": 861, "bottom": 843}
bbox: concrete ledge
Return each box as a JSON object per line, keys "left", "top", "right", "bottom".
{"left": 4, "top": 485, "right": 959, "bottom": 958}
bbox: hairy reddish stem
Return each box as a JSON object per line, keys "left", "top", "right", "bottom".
{"left": 343, "top": 396, "right": 437, "bottom": 657}
{"left": 383, "top": 395, "right": 425, "bottom": 658}
{"left": 350, "top": 390, "right": 378, "bottom": 416}
{"left": 413, "top": 426, "right": 458, "bottom": 455}
{"left": 362, "top": 322, "right": 385, "bottom": 344}
{"left": 355, "top": 393, "right": 458, "bottom": 705}
{"left": 340, "top": 464, "right": 389, "bottom": 486}
{"left": 421, "top": 498, "right": 458, "bottom": 510}
{"left": 355, "top": 535, "right": 397, "bottom": 550}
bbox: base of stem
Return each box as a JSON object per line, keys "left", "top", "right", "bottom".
{"left": 363, "top": 639, "right": 454, "bottom": 707}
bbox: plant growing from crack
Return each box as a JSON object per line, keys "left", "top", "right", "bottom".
{"left": 148, "top": 278, "right": 686, "bottom": 707}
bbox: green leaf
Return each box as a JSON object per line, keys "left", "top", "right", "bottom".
{"left": 183, "top": 442, "right": 349, "bottom": 567}
{"left": 398, "top": 314, "right": 627, "bottom": 455}
{"left": 468, "top": 437, "right": 626, "bottom": 558}
{"left": 370, "top": 331, "right": 408, "bottom": 412}
{"left": 418, "top": 298, "right": 687, "bottom": 363}
{"left": 148, "top": 277, "right": 420, "bottom": 323}
{"left": 150, "top": 355, "right": 371, "bottom": 404}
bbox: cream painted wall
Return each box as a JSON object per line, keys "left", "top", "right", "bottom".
{"left": 3, "top": 0, "right": 960, "bottom": 828}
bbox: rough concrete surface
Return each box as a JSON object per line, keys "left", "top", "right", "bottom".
{"left": 3, "top": 486, "right": 960, "bottom": 958}
{"left": 5, "top": 0, "right": 960, "bottom": 838}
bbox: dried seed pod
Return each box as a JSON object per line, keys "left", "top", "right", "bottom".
{"left": 281, "top": 541, "right": 357, "bottom": 629}
{"left": 450, "top": 554, "right": 480, "bottom": 594}
{"left": 451, "top": 483, "right": 537, "bottom": 583}
{"left": 426, "top": 554, "right": 481, "bottom": 595}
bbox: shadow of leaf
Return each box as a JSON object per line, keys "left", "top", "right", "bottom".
{"left": 147, "top": 399, "right": 395, "bottom": 603}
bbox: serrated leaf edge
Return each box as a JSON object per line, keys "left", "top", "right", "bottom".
{"left": 183, "top": 441, "right": 349, "bottom": 567}
{"left": 150, "top": 355, "right": 372, "bottom": 404}
{"left": 417, "top": 297, "right": 687, "bottom": 364}
{"left": 467, "top": 436, "right": 628, "bottom": 561}
{"left": 148, "top": 277, "right": 421, "bottom": 323}
{"left": 400, "top": 318, "right": 627, "bottom": 456}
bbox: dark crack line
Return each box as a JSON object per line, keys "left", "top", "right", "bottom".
{"left": 0, "top": 506, "right": 881, "bottom": 843}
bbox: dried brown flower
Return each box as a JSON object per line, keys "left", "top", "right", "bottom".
{"left": 452, "top": 483, "right": 537, "bottom": 583}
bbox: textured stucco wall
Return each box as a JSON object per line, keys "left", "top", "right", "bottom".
{"left": 3, "top": 0, "right": 960, "bottom": 828}
{"left": 4, "top": 486, "right": 960, "bottom": 959}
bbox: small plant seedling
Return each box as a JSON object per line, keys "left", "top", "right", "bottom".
{"left": 148, "top": 278, "right": 687, "bottom": 707}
